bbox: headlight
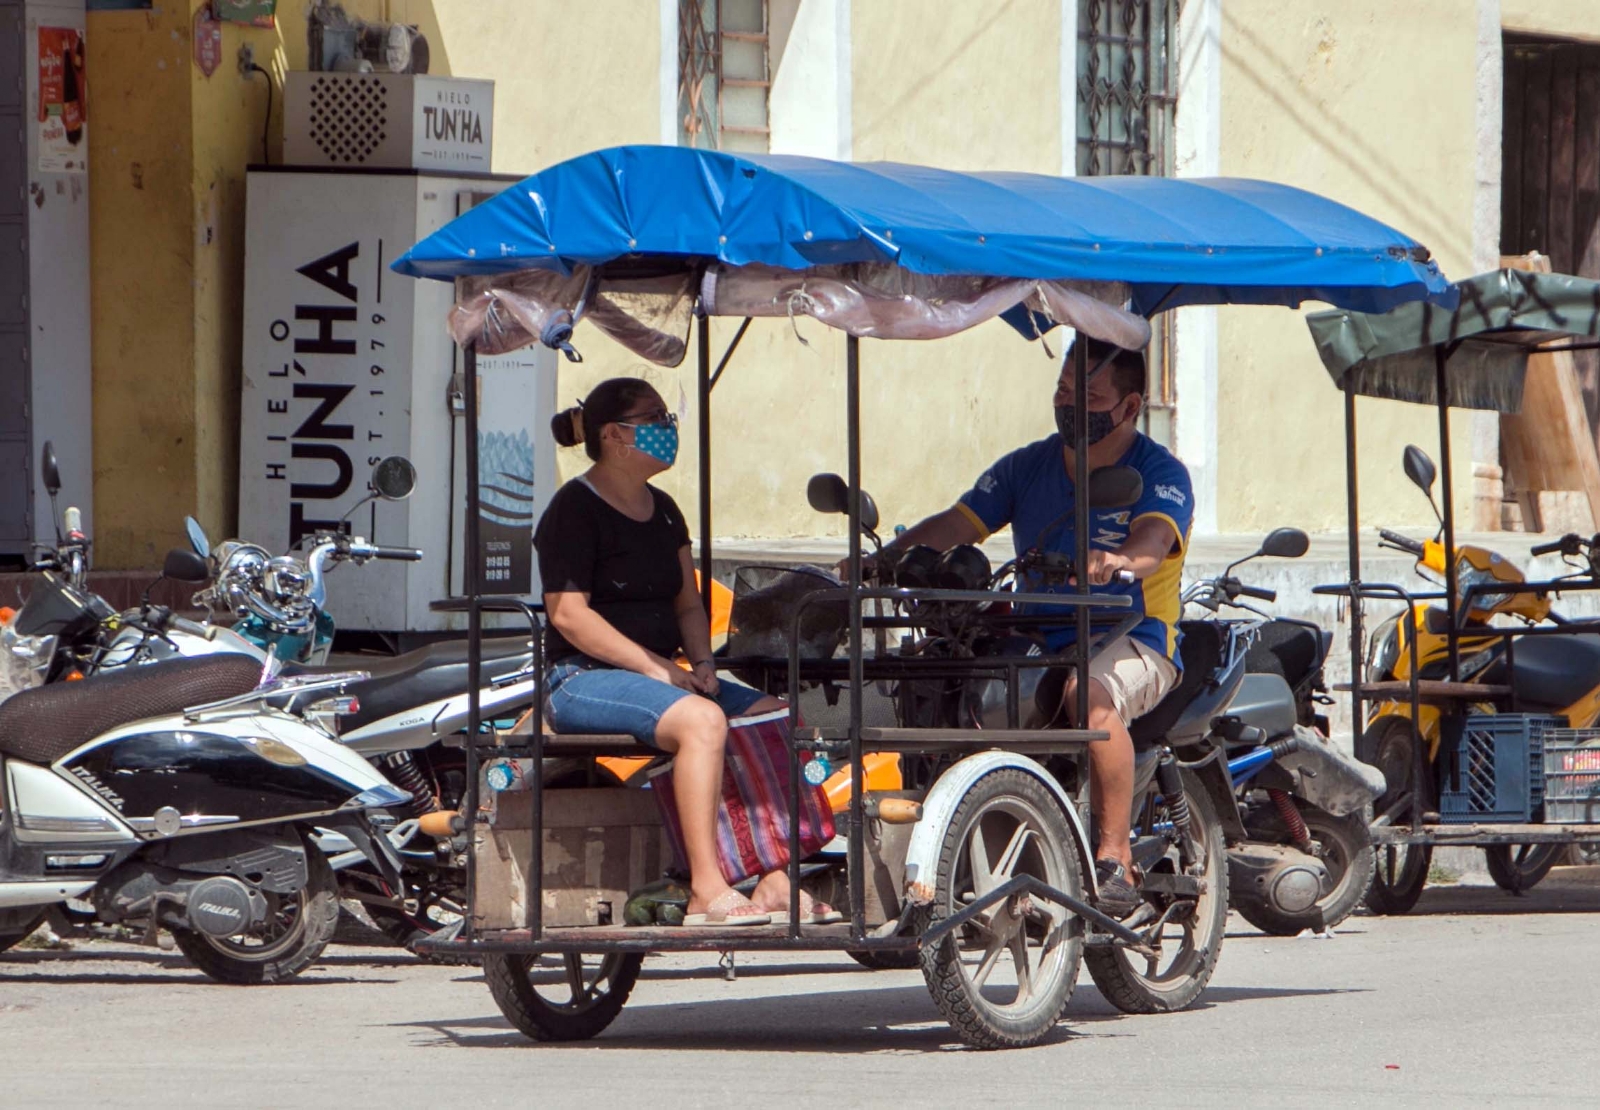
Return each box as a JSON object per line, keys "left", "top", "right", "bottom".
{"left": 1367, "top": 614, "right": 1401, "bottom": 681}
{"left": 1456, "top": 564, "right": 1505, "bottom": 613}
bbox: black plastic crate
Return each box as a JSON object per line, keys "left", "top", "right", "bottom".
{"left": 1439, "top": 715, "right": 1566, "bottom": 824}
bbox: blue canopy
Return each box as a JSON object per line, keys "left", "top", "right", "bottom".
{"left": 393, "top": 145, "right": 1454, "bottom": 316}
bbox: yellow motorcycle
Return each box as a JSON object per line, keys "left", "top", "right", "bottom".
{"left": 1360, "top": 446, "right": 1600, "bottom": 912}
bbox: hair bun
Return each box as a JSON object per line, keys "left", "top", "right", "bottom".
{"left": 550, "top": 405, "right": 585, "bottom": 448}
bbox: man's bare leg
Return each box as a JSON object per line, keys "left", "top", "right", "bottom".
{"left": 1060, "top": 672, "right": 1136, "bottom": 875}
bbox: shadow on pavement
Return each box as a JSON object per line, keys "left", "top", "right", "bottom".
{"left": 395, "top": 976, "right": 1354, "bottom": 1053}
{"left": 1384, "top": 865, "right": 1600, "bottom": 917}
{"left": 0, "top": 943, "right": 405, "bottom": 985}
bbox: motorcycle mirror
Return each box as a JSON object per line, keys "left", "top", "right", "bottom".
{"left": 162, "top": 547, "right": 211, "bottom": 583}
{"left": 184, "top": 515, "right": 211, "bottom": 558}
{"left": 1401, "top": 444, "right": 1444, "bottom": 526}
{"left": 1259, "top": 527, "right": 1310, "bottom": 559}
{"left": 1086, "top": 466, "right": 1144, "bottom": 509}
{"left": 806, "top": 473, "right": 879, "bottom": 533}
{"left": 40, "top": 441, "right": 61, "bottom": 497}
{"left": 371, "top": 456, "right": 417, "bottom": 501}
{"left": 1402, "top": 445, "right": 1437, "bottom": 495}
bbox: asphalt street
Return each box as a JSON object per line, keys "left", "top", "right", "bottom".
{"left": 3, "top": 867, "right": 1597, "bottom": 1109}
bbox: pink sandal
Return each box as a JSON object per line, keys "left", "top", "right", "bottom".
{"left": 682, "top": 889, "right": 772, "bottom": 927}
{"left": 762, "top": 890, "right": 843, "bottom": 926}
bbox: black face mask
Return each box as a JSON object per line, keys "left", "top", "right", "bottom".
{"left": 1054, "top": 403, "right": 1122, "bottom": 446}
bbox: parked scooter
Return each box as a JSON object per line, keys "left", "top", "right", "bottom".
{"left": 1360, "top": 444, "right": 1600, "bottom": 910}
{"left": 1179, "top": 532, "right": 1381, "bottom": 934}
{"left": 0, "top": 653, "right": 407, "bottom": 982}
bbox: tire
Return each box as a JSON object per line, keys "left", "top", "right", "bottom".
{"left": 172, "top": 839, "right": 340, "bottom": 985}
{"left": 1084, "top": 775, "right": 1228, "bottom": 1014}
{"left": 1484, "top": 843, "right": 1563, "bottom": 894}
{"left": 918, "top": 768, "right": 1084, "bottom": 1050}
{"left": 0, "top": 908, "right": 45, "bottom": 954}
{"left": 1358, "top": 716, "right": 1432, "bottom": 915}
{"left": 1234, "top": 803, "right": 1376, "bottom": 936}
{"left": 484, "top": 952, "right": 643, "bottom": 1042}
{"left": 848, "top": 948, "right": 922, "bottom": 971}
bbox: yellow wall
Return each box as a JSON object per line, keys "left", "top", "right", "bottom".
{"left": 1503, "top": 0, "right": 1600, "bottom": 42}
{"left": 1213, "top": 0, "right": 1479, "bottom": 534}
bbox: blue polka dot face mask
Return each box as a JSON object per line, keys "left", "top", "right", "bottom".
{"left": 619, "top": 412, "right": 679, "bottom": 467}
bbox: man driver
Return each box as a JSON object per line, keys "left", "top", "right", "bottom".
{"left": 868, "top": 339, "right": 1193, "bottom": 917}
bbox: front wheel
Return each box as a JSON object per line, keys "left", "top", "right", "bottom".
{"left": 1358, "top": 717, "right": 1432, "bottom": 915}
{"left": 484, "top": 952, "right": 643, "bottom": 1042}
{"left": 918, "top": 768, "right": 1085, "bottom": 1049}
{"left": 1484, "top": 843, "right": 1562, "bottom": 894}
{"left": 172, "top": 841, "right": 340, "bottom": 985}
{"left": 1084, "top": 774, "right": 1228, "bottom": 1014}
{"left": 1234, "top": 803, "right": 1375, "bottom": 936}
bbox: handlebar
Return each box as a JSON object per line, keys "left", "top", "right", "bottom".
{"left": 1530, "top": 539, "right": 1568, "bottom": 557}
{"left": 367, "top": 545, "right": 424, "bottom": 562}
{"left": 1235, "top": 583, "right": 1277, "bottom": 602}
{"left": 1378, "top": 528, "right": 1427, "bottom": 556}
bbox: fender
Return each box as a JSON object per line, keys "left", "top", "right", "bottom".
{"left": 902, "top": 750, "right": 1096, "bottom": 904}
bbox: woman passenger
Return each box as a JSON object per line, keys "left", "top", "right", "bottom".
{"left": 535, "top": 377, "right": 837, "bottom": 927}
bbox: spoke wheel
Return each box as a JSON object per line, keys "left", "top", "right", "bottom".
{"left": 484, "top": 952, "right": 643, "bottom": 1042}
{"left": 1358, "top": 717, "right": 1431, "bottom": 915}
{"left": 1085, "top": 776, "right": 1228, "bottom": 1014}
{"left": 1484, "top": 843, "right": 1562, "bottom": 894}
{"left": 172, "top": 842, "right": 340, "bottom": 985}
{"left": 919, "top": 768, "right": 1083, "bottom": 1049}
{"left": 1235, "top": 802, "right": 1376, "bottom": 935}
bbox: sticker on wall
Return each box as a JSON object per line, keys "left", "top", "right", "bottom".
{"left": 194, "top": 6, "right": 223, "bottom": 78}
{"left": 215, "top": 0, "right": 277, "bottom": 28}
{"left": 476, "top": 430, "right": 536, "bottom": 594}
{"left": 37, "top": 28, "right": 87, "bottom": 174}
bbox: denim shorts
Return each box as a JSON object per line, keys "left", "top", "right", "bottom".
{"left": 544, "top": 657, "right": 770, "bottom": 749}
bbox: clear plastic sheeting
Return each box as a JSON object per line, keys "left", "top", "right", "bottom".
{"left": 699, "top": 264, "right": 1152, "bottom": 351}
{"left": 448, "top": 267, "right": 697, "bottom": 367}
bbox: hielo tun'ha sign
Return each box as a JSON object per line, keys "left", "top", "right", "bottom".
{"left": 411, "top": 76, "right": 493, "bottom": 172}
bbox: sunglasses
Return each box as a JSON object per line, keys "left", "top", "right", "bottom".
{"left": 616, "top": 409, "right": 677, "bottom": 428}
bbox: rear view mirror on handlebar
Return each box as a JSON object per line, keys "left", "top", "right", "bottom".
{"left": 40, "top": 441, "right": 61, "bottom": 497}
{"left": 806, "top": 473, "right": 880, "bottom": 533}
{"left": 371, "top": 456, "right": 417, "bottom": 501}
{"left": 1086, "top": 465, "right": 1143, "bottom": 509}
{"left": 1402, "top": 444, "right": 1437, "bottom": 495}
{"left": 1259, "top": 527, "right": 1309, "bottom": 559}
{"left": 162, "top": 548, "right": 211, "bottom": 583}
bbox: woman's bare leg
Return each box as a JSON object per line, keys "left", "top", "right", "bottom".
{"left": 654, "top": 695, "right": 738, "bottom": 914}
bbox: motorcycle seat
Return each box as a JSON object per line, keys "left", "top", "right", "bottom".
{"left": 1128, "top": 622, "right": 1226, "bottom": 748}
{"left": 285, "top": 637, "right": 533, "bottom": 731}
{"left": 1480, "top": 632, "right": 1600, "bottom": 711}
{"left": 0, "top": 655, "right": 264, "bottom": 766}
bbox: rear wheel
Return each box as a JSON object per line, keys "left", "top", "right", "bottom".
{"left": 0, "top": 908, "right": 45, "bottom": 954}
{"left": 484, "top": 952, "right": 643, "bottom": 1042}
{"left": 1484, "top": 843, "right": 1562, "bottom": 894}
{"left": 1358, "top": 717, "right": 1431, "bottom": 915}
{"left": 1235, "top": 803, "right": 1375, "bottom": 935}
{"left": 1084, "top": 778, "right": 1228, "bottom": 1014}
{"left": 173, "top": 842, "right": 340, "bottom": 985}
{"left": 919, "top": 769, "right": 1084, "bottom": 1049}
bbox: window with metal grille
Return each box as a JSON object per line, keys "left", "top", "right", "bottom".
{"left": 1077, "top": 0, "right": 1179, "bottom": 438}
{"left": 679, "top": 0, "right": 771, "bottom": 153}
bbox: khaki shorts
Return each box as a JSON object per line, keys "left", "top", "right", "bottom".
{"left": 1087, "top": 636, "right": 1179, "bottom": 723}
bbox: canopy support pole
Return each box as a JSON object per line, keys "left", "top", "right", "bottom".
{"left": 1343, "top": 380, "right": 1364, "bottom": 766}
{"left": 1435, "top": 346, "right": 1459, "bottom": 682}
{"left": 846, "top": 334, "right": 866, "bottom": 942}
{"left": 463, "top": 341, "right": 483, "bottom": 942}
{"left": 1074, "top": 339, "right": 1091, "bottom": 730}
{"left": 698, "top": 315, "right": 713, "bottom": 618}
{"left": 708, "top": 317, "right": 752, "bottom": 391}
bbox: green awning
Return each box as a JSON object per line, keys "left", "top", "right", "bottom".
{"left": 1306, "top": 268, "right": 1600, "bottom": 412}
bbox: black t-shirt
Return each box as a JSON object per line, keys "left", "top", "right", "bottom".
{"left": 534, "top": 478, "right": 691, "bottom": 664}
